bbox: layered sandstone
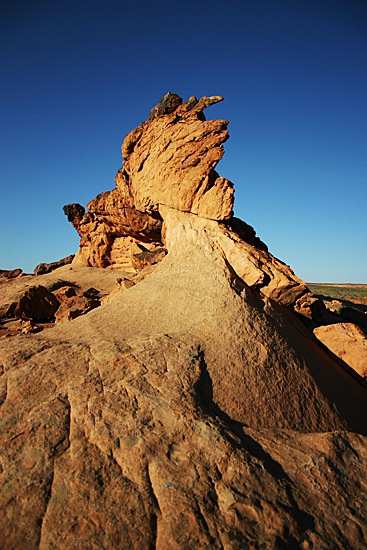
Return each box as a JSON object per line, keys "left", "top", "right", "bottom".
{"left": 63, "top": 190, "right": 163, "bottom": 271}
{"left": 64, "top": 93, "right": 308, "bottom": 308}
{"left": 118, "top": 94, "right": 234, "bottom": 219}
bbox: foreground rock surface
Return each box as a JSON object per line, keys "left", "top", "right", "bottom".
{"left": 1, "top": 94, "right": 367, "bottom": 548}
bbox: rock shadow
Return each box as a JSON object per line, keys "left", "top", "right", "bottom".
{"left": 195, "top": 350, "right": 316, "bottom": 533}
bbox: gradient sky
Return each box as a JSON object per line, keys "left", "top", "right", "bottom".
{"left": 1, "top": 0, "right": 366, "bottom": 282}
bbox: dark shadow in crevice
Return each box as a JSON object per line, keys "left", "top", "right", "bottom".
{"left": 195, "top": 350, "right": 316, "bottom": 533}
{"left": 195, "top": 350, "right": 286, "bottom": 478}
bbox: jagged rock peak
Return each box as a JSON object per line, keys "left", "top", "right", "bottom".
{"left": 148, "top": 92, "right": 183, "bottom": 119}
{"left": 118, "top": 92, "right": 234, "bottom": 220}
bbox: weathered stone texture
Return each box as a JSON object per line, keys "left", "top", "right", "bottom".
{"left": 1, "top": 229, "right": 367, "bottom": 547}
{"left": 119, "top": 94, "right": 234, "bottom": 220}
{"left": 65, "top": 189, "right": 163, "bottom": 271}
{"left": 13, "top": 285, "right": 60, "bottom": 320}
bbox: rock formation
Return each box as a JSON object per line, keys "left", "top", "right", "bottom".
{"left": 63, "top": 93, "right": 308, "bottom": 308}
{"left": 1, "top": 93, "right": 367, "bottom": 549}
{"left": 0, "top": 268, "right": 23, "bottom": 279}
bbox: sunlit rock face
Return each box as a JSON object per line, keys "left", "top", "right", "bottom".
{"left": 118, "top": 93, "right": 234, "bottom": 220}
{"left": 63, "top": 189, "right": 163, "bottom": 271}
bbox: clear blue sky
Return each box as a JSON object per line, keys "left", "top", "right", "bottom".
{"left": 1, "top": 0, "right": 366, "bottom": 282}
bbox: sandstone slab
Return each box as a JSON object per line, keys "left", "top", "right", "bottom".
{"left": 314, "top": 322, "right": 367, "bottom": 377}
{"left": 161, "top": 206, "right": 308, "bottom": 308}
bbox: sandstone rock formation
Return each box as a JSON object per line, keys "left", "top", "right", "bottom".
{"left": 1, "top": 94, "right": 367, "bottom": 549}
{"left": 63, "top": 191, "right": 163, "bottom": 271}
{"left": 63, "top": 94, "right": 308, "bottom": 308}
{"left": 119, "top": 94, "right": 234, "bottom": 220}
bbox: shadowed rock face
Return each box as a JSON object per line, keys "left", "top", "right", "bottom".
{"left": 63, "top": 203, "right": 85, "bottom": 222}
{"left": 1, "top": 94, "right": 367, "bottom": 549}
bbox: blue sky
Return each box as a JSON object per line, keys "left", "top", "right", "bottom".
{"left": 1, "top": 0, "right": 366, "bottom": 282}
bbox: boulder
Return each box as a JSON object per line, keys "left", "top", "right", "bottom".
{"left": 55, "top": 295, "right": 100, "bottom": 324}
{"left": 0, "top": 266, "right": 135, "bottom": 322}
{"left": 63, "top": 203, "right": 85, "bottom": 222}
{"left": 225, "top": 216, "right": 268, "bottom": 252}
{"left": 294, "top": 292, "right": 337, "bottom": 325}
{"left": 13, "top": 285, "right": 60, "bottom": 320}
{"left": 52, "top": 286, "right": 77, "bottom": 300}
{"left": 82, "top": 287, "right": 100, "bottom": 298}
